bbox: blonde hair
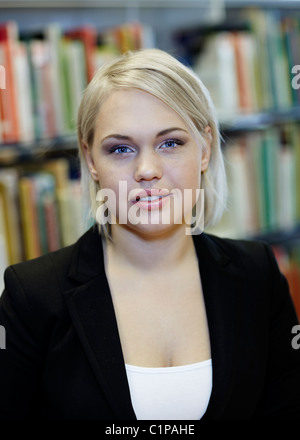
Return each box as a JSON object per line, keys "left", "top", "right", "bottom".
{"left": 77, "top": 48, "right": 227, "bottom": 236}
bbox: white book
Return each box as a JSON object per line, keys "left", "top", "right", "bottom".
{"left": 278, "top": 145, "right": 296, "bottom": 229}
{"left": 194, "top": 32, "right": 239, "bottom": 120}
{"left": 13, "top": 41, "right": 35, "bottom": 144}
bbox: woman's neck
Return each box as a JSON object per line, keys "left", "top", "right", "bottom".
{"left": 103, "top": 224, "right": 196, "bottom": 275}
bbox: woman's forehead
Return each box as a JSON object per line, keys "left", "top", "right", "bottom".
{"left": 94, "top": 89, "right": 191, "bottom": 137}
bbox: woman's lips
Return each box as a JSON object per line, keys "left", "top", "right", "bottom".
{"left": 130, "top": 189, "right": 172, "bottom": 211}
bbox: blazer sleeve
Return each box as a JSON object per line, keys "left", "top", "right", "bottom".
{"left": 253, "top": 243, "right": 300, "bottom": 419}
{"left": 0, "top": 265, "right": 45, "bottom": 419}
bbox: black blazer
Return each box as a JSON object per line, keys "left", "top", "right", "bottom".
{"left": 0, "top": 226, "right": 299, "bottom": 420}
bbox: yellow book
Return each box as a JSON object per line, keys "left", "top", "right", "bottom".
{"left": 19, "top": 176, "right": 41, "bottom": 260}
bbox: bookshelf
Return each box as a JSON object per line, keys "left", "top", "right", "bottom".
{"left": 192, "top": 3, "right": 300, "bottom": 317}
{"left": 0, "top": 1, "right": 300, "bottom": 316}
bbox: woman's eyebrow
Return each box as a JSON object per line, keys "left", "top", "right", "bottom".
{"left": 100, "top": 127, "right": 188, "bottom": 144}
{"left": 156, "top": 127, "right": 188, "bottom": 137}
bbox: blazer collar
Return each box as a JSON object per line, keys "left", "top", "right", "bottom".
{"left": 67, "top": 226, "right": 234, "bottom": 281}
{"left": 67, "top": 225, "right": 104, "bottom": 283}
{"left": 64, "top": 226, "right": 136, "bottom": 419}
{"left": 64, "top": 226, "right": 244, "bottom": 420}
{"left": 192, "top": 233, "right": 244, "bottom": 420}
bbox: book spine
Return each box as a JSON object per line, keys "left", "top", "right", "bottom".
{"left": 0, "top": 21, "right": 20, "bottom": 143}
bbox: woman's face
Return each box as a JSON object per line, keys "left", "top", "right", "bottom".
{"left": 85, "top": 88, "right": 210, "bottom": 238}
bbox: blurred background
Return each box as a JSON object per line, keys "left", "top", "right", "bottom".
{"left": 0, "top": 0, "right": 299, "bottom": 318}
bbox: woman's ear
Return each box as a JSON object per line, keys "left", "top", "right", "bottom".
{"left": 82, "top": 143, "right": 99, "bottom": 182}
{"left": 201, "top": 126, "right": 212, "bottom": 173}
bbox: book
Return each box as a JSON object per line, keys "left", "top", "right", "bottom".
{"left": 44, "top": 23, "right": 68, "bottom": 137}
{"left": 217, "top": 123, "right": 300, "bottom": 237}
{"left": 0, "top": 20, "right": 154, "bottom": 144}
{"left": 229, "top": 31, "right": 259, "bottom": 113}
{"left": 57, "top": 179, "right": 86, "bottom": 247}
{"left": 223, "top": 141, "right": 254, "bottom": 236}
{"left": 19, "top": 170, "right": 63, "bottom": 259}
{"left": 13, "top": 41, "right": 35, "bottom": 144}
{"left": 265, "top": 11, "right": 293, "bottom": 109}
{"left": 60, "top": 37, "right": 87, "bottom": 131}
{"left": 0, "top": 45, "right": 4, "bottom": 143}
{"left": 282, "top": 16, "right": 300, "bottom": 106}
{"left": 0, "top": 158, "right": 87, "bottom": 260}
{"left": 19, "top": 175, "right": 42, "bottom": 260}
{"left": 0, "top": 21, "right": 20, "bottom": 143}
{"left": 193, "top": 32, "right": 240, "bottom": 120}
{"left": 65, "top": 25, "right": 97, "bottom": 81}
{"left": 42, "top": 158, "right": 81, "bottom": 247}
{"left": 277, "top": 144, "right": 295, "bottom": 229}
{"left": 34, "top": 172, "right": 61, "bottom": 253}
{"left": 29, "top": 38, "right": 56, "bottom": 139}
{"left": 260, "top": 128, "right": 280, "bottom": 230}
{"left": 180, "top": 8, "right": 300, "bottom": 116}
{"left": 0, "top": 192, "right": 8, "bottom": 295}
{"left": 0, "top": 168, "right": 22, "bottom": 264}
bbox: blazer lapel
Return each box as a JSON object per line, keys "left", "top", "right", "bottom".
{"left": 63, "top": 227, "right": 136, "bottom": 420}
{"left": 193, "top": 233, "right": 245, "bottom": 420}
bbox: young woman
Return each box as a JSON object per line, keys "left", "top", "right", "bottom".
{"left": 0, "top": 49, "right": 299, "bottom": 420}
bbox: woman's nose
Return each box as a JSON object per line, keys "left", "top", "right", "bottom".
{"left": 134, "top": 150, "right": 163, "bottom": 182}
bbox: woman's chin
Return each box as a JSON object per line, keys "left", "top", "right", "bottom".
{"left": 114, "top": 220, "right": 186, "bottom": 240}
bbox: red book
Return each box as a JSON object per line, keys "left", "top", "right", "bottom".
{"left": 0, "top": 21, "right": 20, "bottom": 143}
{"left": 65, "top": 26, "right": 97, "bottom": 81}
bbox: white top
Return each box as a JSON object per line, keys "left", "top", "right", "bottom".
{"left": 125, "top": 359, "right": 212, "bottom": 420}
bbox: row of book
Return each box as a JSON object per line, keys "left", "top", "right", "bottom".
{"left": 1, "top": 7, "right": 299, "bottom": 143}
{"left": 207, "top": 122, "right": 300, "bottom": 318}
{"left": 207, "top": 123, "right": 300, "bottom": 239}
{"left": 178, "top": 8, "right": 300, "bottom": 120}
{"left": 0, "top": 157, "right": 89, "bottom": 293}
{"left": 0, "top": 20, "right": 154, "bottom": 145}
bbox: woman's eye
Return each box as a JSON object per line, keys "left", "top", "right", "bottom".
{"left": 111, "top": 145, "right": 132, "bottom": 154}
{"left": 160, "top": 139, "right": 183, "bottom": 149}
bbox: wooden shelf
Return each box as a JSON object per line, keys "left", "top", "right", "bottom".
{"left": 2, "top": 105, "right": 300, "bottom": 165}
{"left": 0, "top": 135, "right": 78, "bottom": 166}
{"left": 252, "top": 224, "right": 300, "bottom": 245}
{"left": 220, "top": 106, "right": 300, "bottom": 133}
{"left": 0, "top": 0, "right": 224, "bottom": 8}
{"left": 226, "top": 0, "right": 300, "bottom": 9}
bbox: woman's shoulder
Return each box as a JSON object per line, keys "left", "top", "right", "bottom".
{"left": 199, "top": 232, "right": 281, "bottom": 281}
{"left": 201, "top": 231, "right": 273, "bottom": 261}
{"left": 200, "top": 233, "right": 294, "bottom": 317}
{"left": 2, "top": 242, "right": 77, "bottom": 322}
{"left": 4, "top": 242, "right": 76, "bottom": 292}
{"left": 4, "top": 225, "right": 101, "bottom": 289}
{"left": 0, "top": 226, "right": 103, "bottom": 346}
{"left": 2, "top": 227, "right": 100, "bottom": 310}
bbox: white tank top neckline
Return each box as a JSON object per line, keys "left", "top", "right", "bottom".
{"left": 125, "top": 358, "right": 212, "bottom": 420}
